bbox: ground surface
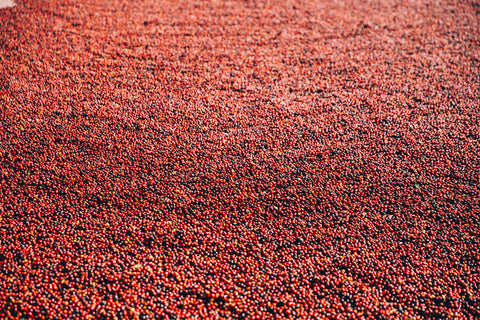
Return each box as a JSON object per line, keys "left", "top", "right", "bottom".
{"left": 0, "top": 0, "right": 15, "bottom": 9}
{"left": 1, "top": 0, "right": 479, "bottom": 319}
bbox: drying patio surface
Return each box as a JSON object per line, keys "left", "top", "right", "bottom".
{"left": 1, "top": 0, "right": 479, "bottom": 319}
{"left": 0, "top": 0, "right": 15, "bottom": 9}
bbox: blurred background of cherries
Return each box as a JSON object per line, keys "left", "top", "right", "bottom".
{"left": 1, "top": 0, "right": 479, "bottom": 318}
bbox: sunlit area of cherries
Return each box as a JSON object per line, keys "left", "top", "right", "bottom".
{"left": 1, "top": 0, "right": 479, "bottom": 319}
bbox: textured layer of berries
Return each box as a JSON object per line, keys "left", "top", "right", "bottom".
{"left": 1, "top": 0, "right": 479, "bottom": 319}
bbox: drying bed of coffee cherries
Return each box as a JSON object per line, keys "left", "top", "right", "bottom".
{"left": 0, "top": 0, "right": 479, "bottom": 319}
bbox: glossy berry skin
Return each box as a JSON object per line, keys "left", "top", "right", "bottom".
{"left": 0, "top": 0, "right": 479, "bottom": 319}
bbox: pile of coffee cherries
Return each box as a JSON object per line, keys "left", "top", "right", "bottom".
{"left": 1, "top": 0, "right": 479, "bottom": 318}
